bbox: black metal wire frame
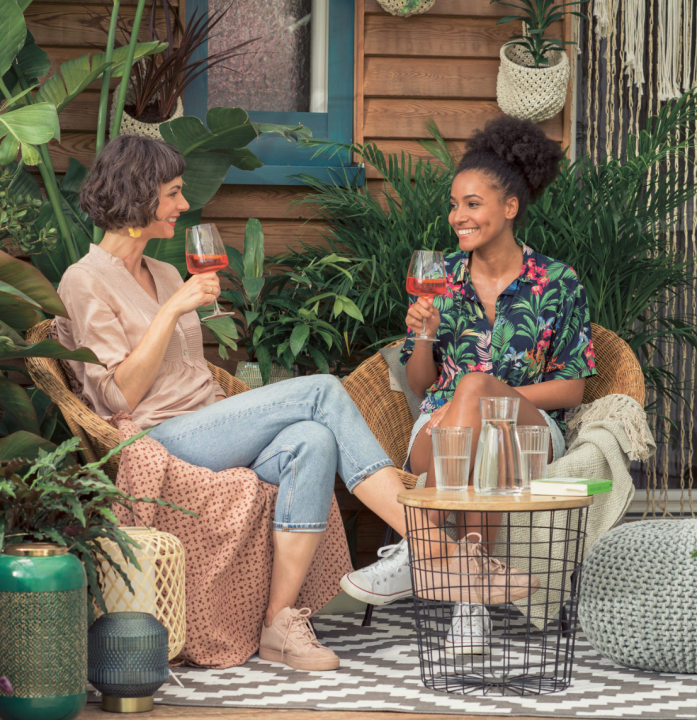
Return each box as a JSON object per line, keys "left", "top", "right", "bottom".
{"left": 405, "top": 506, "right": 589, "bottom": 696}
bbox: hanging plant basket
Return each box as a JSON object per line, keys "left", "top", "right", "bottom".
{"left": 110, "top": 82, "right": 184, "bottom": 142}
{"left": 496, "top": 44, "right": 569, "bottom": 124}
{"left": 376, "top": 0, "right": 435, "bottom": 18}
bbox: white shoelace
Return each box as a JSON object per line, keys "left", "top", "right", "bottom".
{"left": 362, "top": 539, "right": 409, "bottom": 582}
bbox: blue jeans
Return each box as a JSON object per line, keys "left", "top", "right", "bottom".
{"left": 148, "top": 375, "right": 393, "bottom": 532}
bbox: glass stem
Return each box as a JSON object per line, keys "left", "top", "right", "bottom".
{"left": 421, "top": 318, "right": 427, "bottom": 337}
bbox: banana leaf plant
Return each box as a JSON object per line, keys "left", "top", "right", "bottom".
{"left": 0, "top": 0, "right": 167, "bottom": 270}
{"left": 0, "top": 250, "right": 103, "bottom": 460}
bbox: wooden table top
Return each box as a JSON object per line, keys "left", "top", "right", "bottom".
{"left": 397, "top": 487, "right": 594, "bottom": 512}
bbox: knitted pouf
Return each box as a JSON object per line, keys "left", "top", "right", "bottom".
{"left": 579, "top": 520, "right": 697, "bottom": 673}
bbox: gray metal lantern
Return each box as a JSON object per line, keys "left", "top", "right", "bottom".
{"left": 88, "top": 612, "right": 169, "bottom": 713}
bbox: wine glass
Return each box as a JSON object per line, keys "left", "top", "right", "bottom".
{"left": 185, "top": 223, "right": 235, "bottom": 322}
{"left": 406, "top": 250, "right": 446, "bottom": 341}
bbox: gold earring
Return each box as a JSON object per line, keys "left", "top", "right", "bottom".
{"left": 128, "top": 227, "right": 142, "bottom": 238}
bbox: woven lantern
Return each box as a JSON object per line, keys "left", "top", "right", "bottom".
{"left": 98, "top": 528, "right": 186, "bottom": 661}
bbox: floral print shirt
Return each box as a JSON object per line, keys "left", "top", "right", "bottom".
{"left": 400, "top": 243, "right": 597, "bottom": 434}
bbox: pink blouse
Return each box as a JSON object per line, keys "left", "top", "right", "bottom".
{"left": 55, "top": 244, "right": 223, "bottom": 429}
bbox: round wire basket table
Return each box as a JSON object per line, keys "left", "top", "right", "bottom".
{"left": 398, "top": 488, "right": 592, "bottom": 697}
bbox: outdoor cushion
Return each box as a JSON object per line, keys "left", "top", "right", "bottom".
{"left": 379, "top": 342, "right": 422, "bottom": 421}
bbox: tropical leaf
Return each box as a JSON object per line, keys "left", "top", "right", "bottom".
{"left": 0, "top": 250, "right": 67, "bottom": 316}
{"left": 243, "top": 219, "right": 264, "bottom": 278}
{"left": 0, "top": 0, "right": 26, "bottom": 78}
{"left": 289, "top": 323, "right": 310, "bottom": 356}
{"left": 0, "top": 430, "right": 56, "bottom": 462}
{"left": 0, "top": 292, "right": 41, "bottom": 330}
{"left": 0, "top": 336, "right": 104, "bottom": 364}
{"left": 35, "top": 42, "right": 166, "bottom": 114}
{"left": 0, "top": 373, "right": 39, "bottom": 434}
{"left": 0, "top": 160, "right": 41, "bottom": 201}
{"left": 0, "top": 102, "right": 60, "bottom": 165}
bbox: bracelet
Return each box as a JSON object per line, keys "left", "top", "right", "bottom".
{"left": 414, "top": 340, "right": 433, "bottom": 349}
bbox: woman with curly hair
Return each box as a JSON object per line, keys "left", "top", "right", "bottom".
{"left": 341, "top": 115, "right": 597, "bottom": 654}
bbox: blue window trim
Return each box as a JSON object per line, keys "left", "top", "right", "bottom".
{"left": 185, "top": 0, "right": 361, "bottom": 186}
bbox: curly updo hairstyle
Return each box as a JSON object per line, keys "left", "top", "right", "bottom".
{"left": 80, "top": 135, "right": 186, "bottom": 231}
{"left": 456, "top": 115, "right": 563, "bottom": 225}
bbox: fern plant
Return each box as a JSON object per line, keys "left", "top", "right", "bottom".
{"left": 0, "top": 435, "right": 195, "bottom": 611}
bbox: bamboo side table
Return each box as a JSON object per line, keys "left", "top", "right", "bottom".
{"left": 398, "top": 488, "right": 593, "bottom": 697}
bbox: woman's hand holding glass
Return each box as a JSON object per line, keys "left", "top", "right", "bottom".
{"left": 165, "top": 272, "right": 220, "bottom": 318}
{"left": 406, "top": 298, "right": 441, "bottom": 340}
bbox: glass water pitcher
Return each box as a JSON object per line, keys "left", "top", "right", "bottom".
{"left": 473, "top": 397, "right": 524, "bottom": 495}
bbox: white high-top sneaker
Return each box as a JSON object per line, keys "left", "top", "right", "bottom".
{"left": 445, "top": 603, "right": 491, "bottom": 655}
{"left": 340, "top": 539, "right": 412, "bottom": 605}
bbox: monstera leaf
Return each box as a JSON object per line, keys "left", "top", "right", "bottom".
{"left": 35, "top": 42, "right": 166, "bottom": 115}
{"left": 150, "top": 108, "right": 311, "bottom": 277}
{"left": 160, "top": 107, "right": 310, "bottom": 210}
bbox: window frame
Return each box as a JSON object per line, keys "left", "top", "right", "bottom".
{"left": 185, "top": 0, "right": 359, "bottom": 186}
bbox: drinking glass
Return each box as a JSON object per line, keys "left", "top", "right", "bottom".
{"left": 431, "top": 427, "right": 473, "bottom": 491}
{"left": 517, "top": 425, "right": 550, "bottom": 488}
{"left": 473, "top": 397, "right": 524, "bottom": 495}
{"left": 406, "top": 250, "right": 447, "bottom": 341}
{"left": 185, "top": 223, "right": 235, "bottom": 322}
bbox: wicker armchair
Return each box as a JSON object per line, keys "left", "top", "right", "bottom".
{"left": 25, "top": 319, "right": 250, "bottom": 480}
{"left": 342, "top": 322, "right": 645, "bottom": 484}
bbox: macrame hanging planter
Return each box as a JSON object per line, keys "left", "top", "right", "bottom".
{"left": 376, "top": 0, "right": 435, "bottom": 18}
{"left": 110, "top": 81, "right": 184, "bottom": 141}
{"left": 496, "top": 44, "right": 570, "bottom": 123}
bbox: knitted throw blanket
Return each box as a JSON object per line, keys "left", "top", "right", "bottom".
{"left": 498, "top": 392, "right": 656, "bottom": 628}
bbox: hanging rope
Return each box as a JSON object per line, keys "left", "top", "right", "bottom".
{"left": 583, "top": 0, "right": 696, "bottom": 518}
{"left": 622, "top": 0, "right": 646, "bottom": 91}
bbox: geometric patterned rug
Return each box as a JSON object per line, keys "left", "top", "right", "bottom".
{"left": 87, "top": 601, "right": 697, "bottom": 718}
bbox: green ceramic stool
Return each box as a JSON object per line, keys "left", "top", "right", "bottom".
{"left": 0, "top": 543, "right": 87, "bottom": 720}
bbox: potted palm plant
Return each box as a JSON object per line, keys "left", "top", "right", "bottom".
{"left": 492, "top": 0, "right": 587, "bottom": 123}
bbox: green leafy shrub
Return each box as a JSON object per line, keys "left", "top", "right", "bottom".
{"left": 220, "top": 219, "right": 363, "bottom": 384}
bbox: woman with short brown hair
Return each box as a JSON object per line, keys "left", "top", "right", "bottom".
{"left": 56, "top": 135, "right": 417, "bottom": 671}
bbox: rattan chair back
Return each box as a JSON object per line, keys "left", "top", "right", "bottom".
{"left": 25, "top": 319, "right": 250, "bottom": 480}
{"left": 343, "top": 323, "right": 645, "bottom": 474}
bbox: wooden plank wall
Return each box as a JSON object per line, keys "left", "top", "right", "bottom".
{"left": 356, "top": 0, "right": 572, "bottom": 193}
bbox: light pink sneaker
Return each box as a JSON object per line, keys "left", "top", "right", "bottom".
{"left": 413, "top": 532, "right": 540, "bottom": 604}
{"left": 259, "top": 607, "right": 340, "bottom": 671}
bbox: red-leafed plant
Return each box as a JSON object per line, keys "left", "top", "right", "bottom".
{"left": 94, "top": 0, "right": 260, "bottom": 123}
